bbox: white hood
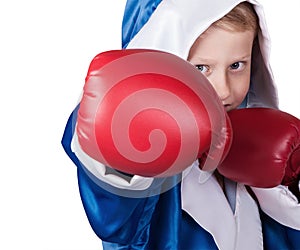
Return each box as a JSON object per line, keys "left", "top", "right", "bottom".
{"left": 126, "top": 0, "right": 278, "bottom": 109}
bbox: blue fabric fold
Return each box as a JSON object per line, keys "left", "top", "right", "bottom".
{"left": 78, "top": 165, "right": 160, "bottom": 245}
{"left": 122, "top": 0, "right": 162, "bottom": 48}
{"left": 61, "top": 104, "right": 80, "bottom": 167}
{"left": 261, "top": 212, "right": 300, "bottom": 250}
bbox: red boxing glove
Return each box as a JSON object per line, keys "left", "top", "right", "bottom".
{"left": 218, "top": 108, "right": 300, "bottom": 197}
{"left": 76, "top": 49, "right": 231, "bottom": 177}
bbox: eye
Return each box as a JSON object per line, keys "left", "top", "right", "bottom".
{"left": 230, "top": 62, "right": 245, "bottom": 71}
{"left": 195, "top": 65, "right": 209, "bottom": 73}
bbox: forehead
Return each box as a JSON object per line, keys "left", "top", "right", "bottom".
{"left": 189, "top": 27, "right": 255, "bottom": 62}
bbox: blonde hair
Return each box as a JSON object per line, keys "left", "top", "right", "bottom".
{"left": 213, "top": 2, "right": 258, "bottom": 35}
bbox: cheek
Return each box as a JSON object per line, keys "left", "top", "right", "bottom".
{"left": 231, "top": 74, "right": 251, "bottom": 104}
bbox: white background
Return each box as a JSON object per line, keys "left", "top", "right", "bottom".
{"left": 0, "top": 1, "right": 299, "bottom": 249}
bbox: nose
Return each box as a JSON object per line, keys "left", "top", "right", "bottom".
{"left": 209, "top": 71, "right": 230, "bottom": 102}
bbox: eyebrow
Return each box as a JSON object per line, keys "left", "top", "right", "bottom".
{"left": 235, "top": 55, "right": 252, "bottom": 61}
{"left": 191, "top": 55, "right": 251, "bottom": 64}
{"left": 189, "top": 57, "right": 216, "bottom": 64}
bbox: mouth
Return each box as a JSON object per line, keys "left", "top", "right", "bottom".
{"left": 223, "top": 104, "right": 231, "bottom": 111}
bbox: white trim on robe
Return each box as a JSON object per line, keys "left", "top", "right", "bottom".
{"left": 71, "top": 129, "right": 154, "bottom": 190}
{"left": 182, "top": 164, "right": 263, "bottom": 250}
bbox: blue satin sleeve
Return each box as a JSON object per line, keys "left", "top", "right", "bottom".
{"left": 77, "top": 166, "right": 161, "bottom": 245}
{"left": 122, "top": 0, "right": 162, "bottom": 48}
{"left": 61, "top": 106, "right": 162, "bottom": 244}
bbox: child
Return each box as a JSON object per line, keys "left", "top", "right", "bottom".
{"left": 62, "top": 0, "right": 300, "bottom": 249}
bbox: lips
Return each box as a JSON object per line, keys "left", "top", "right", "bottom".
{"left": 223, "top": 104, "right": 232, "bottom": 111}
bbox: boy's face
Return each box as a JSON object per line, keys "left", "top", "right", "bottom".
{"left": 188, "top": 26, "right": 255, "bottom": 111}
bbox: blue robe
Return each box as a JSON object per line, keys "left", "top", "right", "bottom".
{"left": 62, "top": 107, "right": 300, "bottom": 250}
